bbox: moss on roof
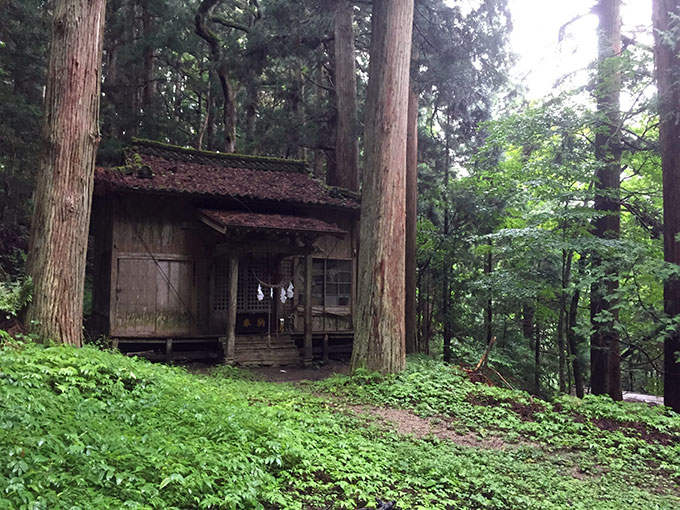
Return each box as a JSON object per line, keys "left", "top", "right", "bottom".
{"left": 129, "top": 138, "right": 307, "bottom": 172}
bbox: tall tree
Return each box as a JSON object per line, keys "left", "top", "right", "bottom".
{"left": 26, "top": 0, "right": 107, "bottom": 346}
{"left": 329, "top": 0, "right": 360, "bottom": 191}
{"left": 405, "top": 52, "right": 419, "bottom": 354}
{"left": 653, "top": 0, "right": 680, "bottom": 412}
{"left": 195, "top": 0, "right": 237, "bottom": 153}
{"left": 351, "top": 0, "right": 414, "bottom": 373}
{"left": 590, "top": 0, "right": 623, "bottom": 400}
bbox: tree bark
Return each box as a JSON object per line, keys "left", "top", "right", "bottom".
{"left": 441, "top": 157, "right": 452, "bottom": 362}
{"left": 568, "top": 285, "right": 586, "bottom": 398}
{"left": 405, "top": 58, "right": 418, "bottom": 354}
{"left": 141, "top": 0, "right": 156, "bottom": 109}
{"left": 590, "top": 0, "right": 622, "bottom": 400}
{"left": 522, "top": 303, "right": 535, "bottom": 342}
{"left": 351, "top": 0, "right": 414, "bottom": 374}
{"left": 329, "top": 0, "right": 360, "bottom": 191}
{"left": 244, "top": 80, "right": 258, "bottom": 150}
{"left": 485, "top": 244, "right": 493, "bottom": 345}
{"left": 195, "top": 0, "right": 236, "bottom": 153}
{"left": 442, "top": 266, "right": 452, "bottom": 362}
{"left": 421, "top": 273, "right": 433, "bottom": 354}
{"left": 26, "top": 0, "right": 107, "bottom": 346}
{"left": 558, "top": 249, "right": 573, "bottom": 394}
{"left": 197, "top": 84, "right": 212, "bottom": 150}
{"left": 653, "top": 0, "right": 680, "bottom": 412}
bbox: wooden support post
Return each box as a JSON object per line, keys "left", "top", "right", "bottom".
{"left": 323, "top": 332, "right": 329, "bottom": 362}
{"left": 225, "top": 255, "right": 239, "bottom": 363}
{"left": 304, "top": 254, "right": 313, "bottom": 366}
{"left": 165, "top": 338, "right": 173, "bottom": 363}
{"left": 112, "top": 338, "right": 119, "bottom": 350}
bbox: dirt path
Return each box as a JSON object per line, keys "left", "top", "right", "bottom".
{"left": 345, "top": 403, "right": 512, "bottom": 449}
{"left": 248, "top": 361, "right": 351, "bottom": 382}
{"left": 247, "top": 363, "right": 522, "bottom": 450}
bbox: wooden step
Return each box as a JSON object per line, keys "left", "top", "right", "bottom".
{"left": 235, "top": 344, "right": 297, "bottom": 352}
{"left": 235, "top": 351, "right": 301, "bottom": 366}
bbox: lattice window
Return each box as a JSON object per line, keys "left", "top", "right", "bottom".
{"left": 213, "top": 262, "right": 229, "bottom": 311}
{"left": 237, "top": 260, "right": 270, "bottom": 312}
{"left": 280, "top": 258, "right": 294, "bottom": 317}
{"left": 312, "top": 259, "right": 352, "bottom": 306}
{"left": 213, "top": 258, "right": 297, "bottom": 314}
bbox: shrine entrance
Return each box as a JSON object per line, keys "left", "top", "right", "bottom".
{"left": 198, "top": 207, "right": 347, "bottom": 365}
{"left": 210, "top": 254, "right": 295, "bottom": 336}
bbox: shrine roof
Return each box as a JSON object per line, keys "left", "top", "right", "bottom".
{"left": 198, "top": 209, "right": 347, "bottom": 236}
{"left": 94, "top": 139, "right": 360, "bottom": 210}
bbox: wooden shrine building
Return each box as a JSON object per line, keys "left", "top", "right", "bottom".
{"left": 91, "top": 139, "right": 359, "bottom": 364}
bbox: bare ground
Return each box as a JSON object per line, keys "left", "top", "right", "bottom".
{"left": 248, "top": 360, "right": 351, "bottom": 382}
{"left": 345, "top": 403, "right": 510, "bottom": 449}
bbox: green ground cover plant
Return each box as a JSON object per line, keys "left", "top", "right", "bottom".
{"left": 0, "top": 343, "right": 678, "bottom": 510}
{"left": 311, "top": 359, "right": 680, "bottom": 472}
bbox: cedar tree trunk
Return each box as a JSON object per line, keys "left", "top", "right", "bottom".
{"left": 329, "top": 0, "right": 360, "bottom": 191}
{"left": 653, "top": 0, "right": 680, "bottom": 412}
{"left": 351, "top": 0, "right": 414, "bottom": 374}
{"left": 405, "top": 59, "right": 418, "bottom": 354}
{"left": 26, "top": 0, "right": 107, "bottom": 346}
{"left": 441, "top": 157, "right": 452, "bottom": 363}
{"left": 590, "top": 0, "right": 622, "bottom": 400}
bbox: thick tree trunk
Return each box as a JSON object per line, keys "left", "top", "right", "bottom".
{"left": 206, "top": 89, "right": 216, "bottom": 151}
{"left": 217, "top": 67, "right": 237, "bottom": 152}
{"left": 329, "top": 0, "right": 360, "bottom": 191}
{"left": 351, "top": 0, "right": 414, "bottom": 374}
{"left": 197, "top": 85, "right": 212, "bottom": 150}
{"left": 653, "top": 0, "right": 680, "bottom": 412}
{"left": 26, "top": 0, "right": 107, "bottom": 346}
{"left": 590, "top": 0, "right": 622, "bottom": 400}
{"left": 195, "top": 0, "right": 236, "bottom": 153}
{"left": 405, "top": 64, "right": 418, "bottom": 354}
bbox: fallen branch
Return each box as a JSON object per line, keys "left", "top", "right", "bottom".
{"left": 488, "top": 366, "right": 515, "bottom": 391}
{"left": 474, "top": 336, "right": 496, "bottom": 371}
{"left": 463, "top": 337, "right": 514, "bottom": 390}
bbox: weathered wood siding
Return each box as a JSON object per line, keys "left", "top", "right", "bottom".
{"left": 97, "top": 194, "right": 359, "bottom": 339}
{"left": 91, "top": 197, "right": 114, "bottom": 334}
{"left": 293, "top": 209, "right": 358, "bottom": 333}
{"left": 108, "top": 195, "right": 216, "bottom": 337}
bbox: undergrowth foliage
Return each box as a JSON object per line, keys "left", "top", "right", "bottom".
{"left": 312, "top": 359, "right": 680, "bottom": 459}
{"left": 0, "top": 345, "right": 678, "bottom": 510}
